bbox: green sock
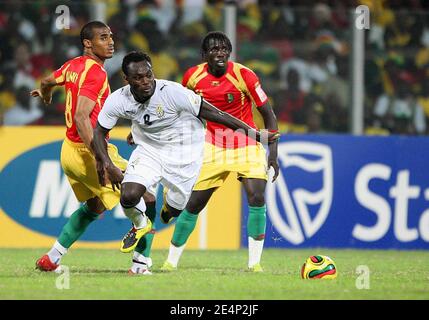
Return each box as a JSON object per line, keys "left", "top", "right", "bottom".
{"left": 247, "top": 205, "right": 266, "bottom": 240}
{"left": 57, "top": 204, "right": 99, "bottom": 248}
{"left": 171, "top": 209, "right": 198, "bottom": 247}
{"left": 135, "top": 202, "right": 156, "bottom": 257}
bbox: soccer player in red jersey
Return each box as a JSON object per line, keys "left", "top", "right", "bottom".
{"left": 30, "top": 21, "right": 153, "bottom": 274}
{"left": 161, "top": 31, "right": 279, "bottom": 272}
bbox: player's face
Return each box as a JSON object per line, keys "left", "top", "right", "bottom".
{"left": 205, "top": 38, "right": 230, "bottom": 75}
{"left": 126, "top": 61, "right": 155, "bottom": 99}
{"left": 90, "top": 27, "right": 115, "bottom": 59}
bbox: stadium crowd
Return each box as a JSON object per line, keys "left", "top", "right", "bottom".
{"left": 1, "top": 0, "right": 429, "bottom": 135}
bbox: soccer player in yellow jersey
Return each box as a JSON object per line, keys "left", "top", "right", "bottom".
{"left": 31, "top": 21, "right": 153, "bottom": 273}
{"left": 162, "top": 31, "right": 279, "bottom": 272}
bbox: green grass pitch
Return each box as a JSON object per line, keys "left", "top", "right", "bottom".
{"left": 1, "top": 248, "right": 428, "bottom": 300}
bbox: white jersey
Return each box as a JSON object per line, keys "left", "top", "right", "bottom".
{"left": 98, "top": 79, "right": 206, "bottom": 210}
{"left": 98, "top": 79, "right": 205, "bottom": 165}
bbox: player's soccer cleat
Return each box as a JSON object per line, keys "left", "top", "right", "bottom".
{"left": 35, "top": 254, "right": 59, "bottom": 272}
{"left": 248, "top": 263, "right": 263, "bottom": 273}
{"left": 129, "top": 254, "right": 153, "bottom": 275}
{"left": 145, "top": 257, "right": 153, "bottom": 268}
{"left": 128, "top": 260, "right": 152, "bottom": 276}
{"left": 160, "top": 261, "right": 177, "bottom": 272}
{"left": 128, "top": 268, "right": 152, "bottom": 275}
{"left": 120, "top": 219, "right": 153, "bottom": 253}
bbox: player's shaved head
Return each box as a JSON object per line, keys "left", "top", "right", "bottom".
{"left": 122, "top": 51, "right": 152, "bottom": 76}
{"left": 201, "top": 31, "right": 232, "bottom": 58}
{"left": 80, "top": 21, "right": 109, "bottom": 46}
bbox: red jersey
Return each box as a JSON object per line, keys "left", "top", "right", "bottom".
{"left": 182, "top": 61, "right": 268, "bottom": 148}
{"left": 53, "top": 56, "right": 110, "bottom": 143}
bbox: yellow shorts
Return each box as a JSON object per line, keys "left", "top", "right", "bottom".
{"left": 194, "top": 142, "right": 268, "bottom": 191}
{"left": 60, "top": 138, "right": 128, "bottom": 210}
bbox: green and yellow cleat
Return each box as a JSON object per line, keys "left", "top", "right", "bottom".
{"left": 160, "top": 261, "right": 177, "bottom": 272}
{"left": 248, "top": 263, "right": 263, "bottom": 273}
{"left": 120, "top": 219, "right": 153, "bottom": 253}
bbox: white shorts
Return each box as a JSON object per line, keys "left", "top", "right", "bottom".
{"left": 122, "top": 144, "right": 204, "bottom": 210}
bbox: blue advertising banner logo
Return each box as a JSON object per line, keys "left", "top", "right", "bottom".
{"left": 242, "top": 135, "right": 429, "bottom": 249}
{"left": 0, "top": 139, "right": 166, "bottom": 241}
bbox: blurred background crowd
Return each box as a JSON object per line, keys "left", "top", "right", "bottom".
{"left": 1, "top": 0, "right": 429, "bottom": 135}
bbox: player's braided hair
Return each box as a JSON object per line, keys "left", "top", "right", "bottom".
{"left": 122, "top": 51, "right": 153, "bottom": 76}
{"left": 80, "top": 21, "right": 109, "bottom": 46}
{"left": 201, "top": 31, "right": 232, "bottom": 58}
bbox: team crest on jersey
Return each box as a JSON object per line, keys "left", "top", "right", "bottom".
{"left": 211, "top": 81, "right": 220, "bottom": 86}
{"left": 156, "top": 104, "right": 165, "bottom": 118}
{"left": 225, "top": 93, "right": 234, "bottom": 103}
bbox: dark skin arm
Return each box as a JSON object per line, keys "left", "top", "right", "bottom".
{"left": 257, "top": 102, "right": 280, "bottom": 182}
{"left": 74, "top": 96, "right": 98, "bottom": 150}
{"left": 91, "top": 122, "right": 124, "bottom": 191}
{"left": 31, "top": 73, "right": 97, "bottom": 150}
{"left": 198, "top": 99, "right": 280, "bottom": 144}
{"left": 30, "top": 73, "right": 56, "bottom": 105}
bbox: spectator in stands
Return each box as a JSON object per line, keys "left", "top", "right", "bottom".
{"left": 148, "top": 36, "right": 179, "bottom": 81}
{"left": 276, "top": 68, "right": 307, "bottom": 125}
{"left": 373, "top": 77, "right": 426, "bottom": 135}
{"left": 9, "top": 42, "right": 38, "bottom": 90}
{"left": 2, "top": 0, "right": 428, "bottom": 136}
{"left": 3, "top": 86, "right": 43, "bottom": 125}
{"left": 417, "top": 76, "right": 429, "bottom": 133}
{"left": 306, "top": 102, "right": 324, "bottom": 133}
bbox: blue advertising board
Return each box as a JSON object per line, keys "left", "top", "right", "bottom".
{"left": 0, "top": 136, "right": 165, "bottom": 243}
{"left": 242, "top": 134, "right": 429, "bottom": 249}
{"left": 0, "top": 127, "right": 242, "bottom": 249}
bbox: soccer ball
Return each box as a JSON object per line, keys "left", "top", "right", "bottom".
{"left": 300, "top": 255, "right": 337, "bottom": 279}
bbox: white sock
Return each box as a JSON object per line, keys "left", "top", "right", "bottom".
{"left": 166, "top": 243, "right": 186, "bottom": 267}
{"left": 47, "top": 241, "right": 67, "bottom": 265}
{"left": 133, "top": 251, "right": 153, "bottom": 268}
{"left": 130, "top": 251, "right": 152, "bottom": 275}
{"left": 134, "top": 197, "right": 147, "bottom": 213}
{"left": 132, "top": 212, "right": 149, "bottom": 229}
{"left": 248, "top": 237, "right": 264, "bottom": 268}
{"left": 122, "top": 198, "right": 149, "bottom": 229}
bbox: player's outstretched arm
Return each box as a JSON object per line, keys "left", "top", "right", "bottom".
{"left": 199, "top": 99, "right": 280, "bottom": 144}
{"left": 30, "top": 73, "right": 57, "bottom": 105}
{"left": 92, "top": 123, "right": 123, "bottom": 191}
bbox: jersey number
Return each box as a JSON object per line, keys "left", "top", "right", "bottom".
{"left": 65, "top": 89, "right": 73, "bottom": 128}
{"left": 144, "top": 114, "right": 152, "bottom": 125}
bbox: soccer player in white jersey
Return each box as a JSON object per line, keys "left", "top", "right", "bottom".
{"left": 91, "top": 51, "right": 279, "bottom": 275}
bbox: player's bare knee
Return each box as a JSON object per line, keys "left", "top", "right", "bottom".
{"left": 248, "top": 193, "right": 265, "bottom": 207}
{"left": 86, "top": 197, "right": 105, "bottom": 214}
{"left": 186, "top": 189, "right": 214, "bottom": 214}
{"left": 120, "top": 190, "right": 142, "bottom": 208}
{"left": 167, "top": 204, "right": 182, "bottom": 217}
{"left": 186, "top": 203, "right": 203, "bottom": 214}
{"left": 186, "top": 198, "right": 205, "bottom": 214}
